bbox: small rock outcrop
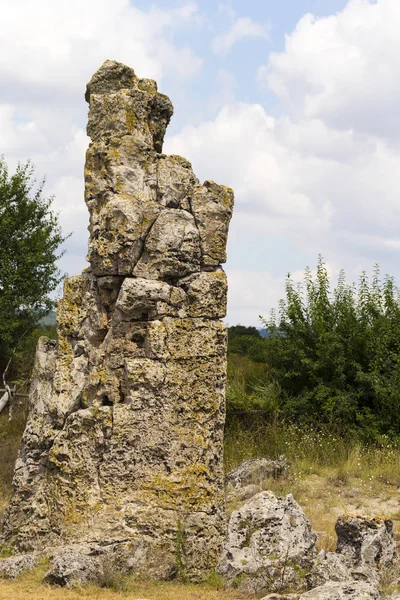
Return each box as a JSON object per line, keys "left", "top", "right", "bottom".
{"left": 0, "top": 554, "right": 38, "bottom": 579}
{"left": 225, "top": 457, "right": 290, "bottom": 504}
{"left": 217, "top": 491, "right": 317, "bottom": 594}
{"left": 44, "top": 549, "right": 103, "bottom": 588}
{"left": 336, "top": 514, "right": 396, "bottom": 571}
{"left": 226, "top": 457, "right": 290, "bottom": 489}
{"left": 2, "top": 60, "right": 233, "bottom": 580}
{"left": 307, "top": 514, "right": 397, "bottom": 588}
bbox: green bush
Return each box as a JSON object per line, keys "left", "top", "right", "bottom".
{"left": 258, "top": 257, "right": 400, "bottom": 437}
{"left": 228, "top": 257, "right": 400, "bottom": 440}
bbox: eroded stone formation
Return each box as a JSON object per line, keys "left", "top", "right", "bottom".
{"left": 3, "top": 60, "right": 233, "bottom": 579}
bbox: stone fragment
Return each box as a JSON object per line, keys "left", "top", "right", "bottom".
{"left": 133, "top": 209, "right": 201, "bottom": 280}
{"left": 0, "top": 554, "right": 38, "bottom": 579}
{"left": 86, "top": 60, "right": 173, "bottom": 151}
{"left": 306, "top": 514, "right": 397, "bottom": 589}
{"left": 85, "top": 59, "right": 137, "bottom": 100}
{"left": 298, "top": 581, "right": 380, "bottom": 599}
{"left": 218, "top": 491, "right": 317, "bottom": 594}
{"left": 191, "top": 180, "right": 234, "bottom": 267}
{"left": 178, "top": 269, "right": 228, "bottom": 318}
{"left": 336, "top": 514, "right": 396, "bottom": 571}
{"left": 157, "top": 154, "right": 198, "bottom": 210}
{"left": 115, "top": 277, "right": 185, "bottom": 321}
{"left": 306, "top": 550, "right": 351, "bottom": 589}
{"left": 226, "top": 456, "right": 290, "bottom": 489}
{"left": 44, "top": 549, "right": 103, "bottom": 587}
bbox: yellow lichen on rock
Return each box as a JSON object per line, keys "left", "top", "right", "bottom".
{"left": 2, "top": 59, "right": 234, "bottom": 582}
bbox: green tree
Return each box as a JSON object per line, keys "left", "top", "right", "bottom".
{"left": 0, "top": 158, "right": 67, "bottom": 373}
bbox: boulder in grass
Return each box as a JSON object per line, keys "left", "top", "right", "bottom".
{"left": 299, "top": 580, "right": 380, "bottom": 599}
{"left": 307, "top": 514, "right": 397, "bottom": 589}
{"left": 0, "top": 553, "right": 38, "bottom": 578}
{"left": 218, "top": 491, "right": 316, "bottom": 595}
{"left": 44, "top": 548, "right": 103, "bottom": 588}
{"left": 226, "top": 457, "right": 290, "bottom": 489}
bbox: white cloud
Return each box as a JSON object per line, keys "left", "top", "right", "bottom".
{"left": 209, "top": 69, "right": 237, "bottom": 111}
{"left": 226, "top": 264, "right": 338, "bottom": 327}
{"left": 212, "top": 17, "right": 269, "bottom": 55}
{"left": 0, "top": 104, "right": 46, "bottom": 156}
{"left": 217, "top": 3, "right": 237, "bottom": 21}
{"left": 165, "top": 103, "right": 334, "bottom": 239}
{"left": 260, "top": 0, "right": 400, "bottom": 140}
{"left": 166, "top": 95, "right": 400, "bottom": 263}
{"left": 226, "top": 269, "right": 285, "bottom": 326}
{"left": 0, "top": 0, "right": 202, "bottom": 94}
{"left": 3, "top": 0, "right": 400, "bottom": 325}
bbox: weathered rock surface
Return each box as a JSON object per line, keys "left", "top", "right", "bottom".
{"left": 0, "top": 553, "right": 38, "bottom": 579}
{"left": 225, "top": 457, "right": 290, "bottom": 504}
{"left": 2, "top": 59, "right": 233, "bottom": 581}
{"left": 44, "top": 549, "right": 103, "bottom": 588}
{"left": 336, "top": 514, "right": 396, "bottom": 572}
{"left": 307, "top": 515, "right": 397, "bottom": 588}
{"left": 298, "top": 581, "right": 380, "bottom": 599}
{"left": 226, "top": 457, "right": 290, "bottom": 489}
{"left": 217, "top": 491, "right": 317, "bottom": 594}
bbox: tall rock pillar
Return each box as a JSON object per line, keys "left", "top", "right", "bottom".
{"left": 2, "top": 61, "right": 234, "bottom": 579}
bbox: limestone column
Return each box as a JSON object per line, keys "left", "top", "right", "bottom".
{"left": 3, "top": 60, "right": 234, "bottom": 580}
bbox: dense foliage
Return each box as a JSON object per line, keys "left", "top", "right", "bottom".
{"left": 0, "top": 158, "right": 66, "bottom": 373}
{"left": 228, "top": 325, "right": 261, "bottom": 355}
{"left": 228, "top": 257, "right": 400, "bottom": 439}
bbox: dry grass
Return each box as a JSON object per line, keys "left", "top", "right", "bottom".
{"left": 0, "top": 566, "right": 254, "bottom": 600}
{"left": 225, "top": 420, "right": 400, "bottom": 554}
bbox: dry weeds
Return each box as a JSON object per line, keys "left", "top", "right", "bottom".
{"left": 0, "top": 570, "right": 254, "bottom": 600}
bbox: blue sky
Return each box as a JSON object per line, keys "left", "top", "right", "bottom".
{"left": 1, "top": 0, "right": 399, "bottom": 324}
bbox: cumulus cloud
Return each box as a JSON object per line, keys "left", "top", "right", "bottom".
{"left": 0, "top": 0, "right": 201, "bottom": 95}
{"left": 259, "top": 0, "right": 400, "bottom": 140}
{"left": 212, "top": 17, "right": 269, "bottom": 55}
{"left": 165, "top": 103, "right": 333, "bottom": 238}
